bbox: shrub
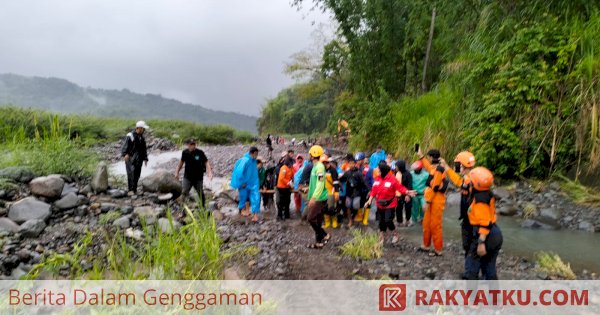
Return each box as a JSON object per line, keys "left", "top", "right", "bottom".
{"left": 340, "top": 229, "right": 383, "bottom": 260}
{"left": 535, "top": 251, "right": 576, "bottom": 280}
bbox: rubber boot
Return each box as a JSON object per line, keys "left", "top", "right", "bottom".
{"left": 332, "top": 216, "right": 339, "bottom": 229}
{"left": 354, "top": 208, "right": 364, "bottom": 222}
{"left": 323, "top": 215, "right": 331, "bottom": 228}
{"left": 362, "top": 208, "right": 370, "bottom": 226}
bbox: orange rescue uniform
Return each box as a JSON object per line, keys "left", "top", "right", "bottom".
{"left": 421, "top": 158, "right": 449, "bottom": 252}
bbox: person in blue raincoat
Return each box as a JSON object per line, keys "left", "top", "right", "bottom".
{"left": 369, "top": 145, "right": 386, "bottom": 169}
{"left": 294, "top": 159, "right": 309, "bottom": 214}
{"left": 230, "top": 146, "right": 261, "bottom": 222}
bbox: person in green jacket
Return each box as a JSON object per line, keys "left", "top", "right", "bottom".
{"left": 410, "top": 160, "right": 429, "bottom": 223}
{"left": 306, "top": 145, "right": 330, "bottom": 249}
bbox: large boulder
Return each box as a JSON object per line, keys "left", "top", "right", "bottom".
{"left": 141, "top": 170, "right": 182, "bottom": 196}
{"left": 521, "top": 218, "right": 560, "bottom": 230}
{"left": 0, "top": 218, "right": 20, "bottom": 234}
{"left": 19, "top": 219, "right": 46, "bottom": 238}
{"left": 497, "top": 202, "right": 518, "bottom": 216}
{"left": 54, "top": 192, "right": 80, "bottom": 210}
{"left": 91, "top": 162, "right": 109, "bottom": 193}
{"left": 0, "top": 167, "right": 35, "bottom": 183}
{"left": 8, "top": 197, "right": 51, "bottom": 224}
{"left": 540, "top": 207, "right": 561, "bottom": 221}
{"left": 29, "top": 175, "right": 64, "bottom": 199}
{"left": 493, "top": 187, "right": 513, "bottom": 201}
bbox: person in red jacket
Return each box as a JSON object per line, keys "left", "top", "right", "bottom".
{"left": 365, "top": 161, "right": 416, "bottom": 244}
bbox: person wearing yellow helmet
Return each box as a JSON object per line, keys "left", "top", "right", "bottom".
{"left": 306, "top": 145, "right": 331, "bottom": 249}
{"left": 463, "top": 167, "right": 503, "bottom": 280}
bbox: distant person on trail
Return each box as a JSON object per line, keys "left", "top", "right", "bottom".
{"left": 365, "top": 161, "right": 415, "bottom": 244}
{"left": 175, "top": 139, "right": 213, "bottom": 208}
{"left": 306, "top": 145, "right": 330, "bottom": 249}
{"left": 410, "top": 160, "right": 428, "bottom": 223}
{"left": 121, "top": 121, "right": 149, "bottom": 195}
{"left": 265, "top": 134, "right": 273, "bottom": 160}
{"left": 230, "top": 147, "right": 261, "bottom": 223}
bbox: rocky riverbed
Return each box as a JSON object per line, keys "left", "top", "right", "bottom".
{"left": 0, "top": 139, "right": 598, "bottom": 280}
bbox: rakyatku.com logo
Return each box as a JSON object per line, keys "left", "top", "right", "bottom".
{"left": 379, "top": 284, "right": 407, "bottom": 311}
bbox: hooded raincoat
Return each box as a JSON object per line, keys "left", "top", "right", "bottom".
{"left": 230, "top": 152, "right": 261, "bottom": 214}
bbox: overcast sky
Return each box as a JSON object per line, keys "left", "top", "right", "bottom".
{"left": 0, "top": 0, "right": 329, "bottom": 116}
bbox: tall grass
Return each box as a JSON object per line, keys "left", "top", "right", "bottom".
{"left": 27, "top": 207, "right": 224, "bottom": 280}
{"left": 556, "top": 175, "right": 600, "bottom": 206}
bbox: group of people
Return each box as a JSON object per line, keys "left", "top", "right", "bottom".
{"left": 121, "top": 121, "right": 503, "bottom": 280}
{"left": 229, "top": 144, "right": 504, "bottom": 280}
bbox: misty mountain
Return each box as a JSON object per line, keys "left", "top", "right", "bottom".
{"left": 0, "top": 73, "right": 257, "bottom": 133}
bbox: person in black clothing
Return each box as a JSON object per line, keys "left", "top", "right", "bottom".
{"left": 338, "top": 157, "right": 367, "bottom": 227}
{"left": 176, "top": 139, "right": 213, "bottom": 207}
{"left": 265, "top": 134, "right": 273, "bottom": 159}
{"left": 395, "top": 160, "right": 413, "bottom": 226}
{"left": 121, "top": 121, "right": 149, "bottom": 195}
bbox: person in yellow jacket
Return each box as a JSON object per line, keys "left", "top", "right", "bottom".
{"left": 463, "top": 167, "right": 503, "bottom": 280}
{"left": 417, "top": 148, "right": 449, "bottom": 256}
{"left": 322, "top": 155, "right": 340, "bottom": 228}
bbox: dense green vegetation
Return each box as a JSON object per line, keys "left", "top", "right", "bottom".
{"left": 260, "top": 0, "right": 600, "bottom": 179}
{"left": 0, "top": 107, "right": 253, "bottom": 178}
{"left": 0, "top": 73, "right": 258, "bottom": 133}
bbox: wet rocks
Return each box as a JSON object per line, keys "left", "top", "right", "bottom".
{"left": 29, "top": 175, "right": 64, "bottom": 199}
{"left": 493, "top": 187, "right": 513, "bottom": 201}
{"left": 19, "top": 219, "right": 46, "bottom": 238}
{"left": 578, "top": 221, "right": 594, "bottom": 232}
{"left": 61, "top": 183, "right": 79, "bottom": 197}
{"left": 539, "top": 207, "right": 561, "bottom": 221}
{"left": 0, "top": 167, "right": 35, "bottom": 183}
{"left": 54, "top": 192, "right": 80, "bottom": 210}
{"left": 157, "top": 218, "right": 181, "bottom": 234}
{"left": 8, "top": 197, "right": 51, "bottom": 224}
{"left": 108, "top": 189, "right": 127, "bottom": 199}
{"left": 133, "top": 206, "right": 159, "bottom": 224}
{"left": 91, "top": 162, "right": 109, "bottom": 193}
{"left": 113, "top": 216, "right": 131, "bottom": 229}
{"left": 0, "top": 218, "right": 20, "bottom": 234}
{"left": 497, "top": 202, "right": 518, "bottom": 216}
{"left": 521, "top": 218, "right": 560, "bottom": 230}
{"left": 141, "top": 170, "right": 182, "bottom": 196}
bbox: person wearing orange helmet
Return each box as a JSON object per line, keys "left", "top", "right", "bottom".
{"left": 441, "top": 151, "right": 477, "bottom": 257}
{"left": 417, "top": 148, "right": 449, "bottom": 256}
{"left": 463, "top": 167, "right": 503, "bottom": 280}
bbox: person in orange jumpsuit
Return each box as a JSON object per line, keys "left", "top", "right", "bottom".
{"left": 418, "top": 148, "right": 449, "bottom": 256}
{"left": 463, "top": 167, "right": 503, "bottom": 279}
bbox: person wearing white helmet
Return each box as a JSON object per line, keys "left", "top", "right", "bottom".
{"left": 121, "top": 120, "right": 149, "bottom": 195}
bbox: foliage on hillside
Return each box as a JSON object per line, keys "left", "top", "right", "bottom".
{"left": 260, "top": 0, "right": 600, "bottom": 179}
{"left": 0, "top": 73, "right": 257, "bottom": 133}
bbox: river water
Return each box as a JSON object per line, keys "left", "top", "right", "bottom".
{"left": 110, "top": 151, "right": 600, "bottom": 273}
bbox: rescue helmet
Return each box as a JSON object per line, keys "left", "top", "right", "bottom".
{"left": 309, "top": 145, "right": 324, "bottom": 158}
{"left": 454, "top": 151, "right": 476, "bottom": 168}
{"left": 355, "top": 152, "right": 366, "bottom": 161}
{"left": 411, "top": 160, "right": 423, "bottom": 171}
{"left": 470, "top": 167, "right": 494, "bottom": 191}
